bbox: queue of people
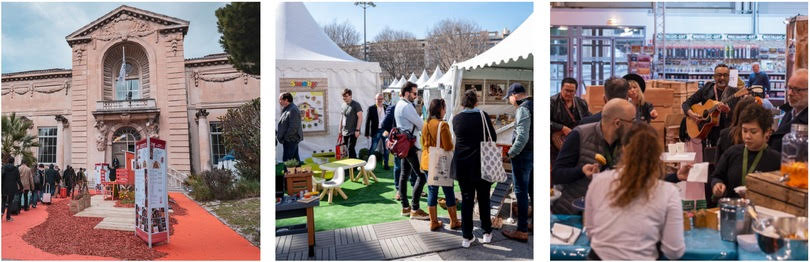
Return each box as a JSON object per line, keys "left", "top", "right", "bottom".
{"left": 550, "top": 67, "right": 808, "bottom": 259}
{"left": 2, "top": 156, "right": 86, "bottom": 222}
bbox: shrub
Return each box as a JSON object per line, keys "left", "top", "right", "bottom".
{"left": 184, "top": 174, "right": 214, "bottom": 201}
{"left": 221, "top": 98, "right": 260, "bottom": 181}
{"left": 202, "top": 168, "right": 237, "bottom": 200}
{"left": 358, "top": 148, "right": 370, "bottom": 161}
{"left": 234, "top": 178, "right": 260, "bottom": 198}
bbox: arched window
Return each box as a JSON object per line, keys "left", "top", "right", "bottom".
{"left": 111, "top": 127, "right": 141, "bottom": 168}
{"left": 115, "top": 62, "right": 141, "bottom": 100}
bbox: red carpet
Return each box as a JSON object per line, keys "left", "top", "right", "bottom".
{"left": 1, "top": 192, "right": 259, "bottom": 260}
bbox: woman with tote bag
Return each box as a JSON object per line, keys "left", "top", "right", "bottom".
{"left": 420, "top": 99, "right": 461, "bottom": 231}
{"left": 451, "top": 90, "right": 497, "bottom": 248}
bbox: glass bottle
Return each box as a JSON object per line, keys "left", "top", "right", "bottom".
{"left": 781, "top": 124, "right": 808, "bottom": 188}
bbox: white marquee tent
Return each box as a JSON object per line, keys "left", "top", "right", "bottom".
{"left": 276, "top": 2, "right": 382, "bottom": 161}
{"left": 428, "top": 12, "right": 536, "bottom": 144}
{"left": 415, "top": 69, "right": 429, "bottom": 88}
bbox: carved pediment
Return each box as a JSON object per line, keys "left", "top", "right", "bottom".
{"left": 65, "top": 5, "right": 189, "bottom": 47}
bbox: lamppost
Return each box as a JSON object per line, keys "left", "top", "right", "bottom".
{"left": 354, "top": 2, "right": 375, "bottom": 61}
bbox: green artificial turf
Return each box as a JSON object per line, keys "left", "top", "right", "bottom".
{"left": 276, "top": 156, "right": 467, "bottom": 232}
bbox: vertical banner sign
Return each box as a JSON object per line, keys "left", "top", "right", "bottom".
{"left": 134, "top": 137, "right": 169, "bottom": 248}
{"left": 94, "top": 163, "right": 109, "bottom": 192}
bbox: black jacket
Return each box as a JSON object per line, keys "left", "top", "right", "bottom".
{"left": 451, "top": 110, "right": 497, "bottom": 184}
{"left": 380, "top": 102, "right": 398, "bottom": 133}
{"left": 45, "top": 168, "right": 58, "bottom": 186}
{"left": 551, "top": 94, "right": 591, "bottom": 132}
{"left": 769, "top": 107, "right": 808, "bottom": 152}
{"left": 64, "top": 167, "right": 75, "bottom": 187}
{"left": 34, "top": 169, "right": 45, "bottom": 191}
{"left": 364, "top": 104, "right": 388, "bottom": 137}
{"left": 2, "top": 163, "right": 23, "bottom": 195}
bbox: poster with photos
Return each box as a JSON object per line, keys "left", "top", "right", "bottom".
{"left": 134, "top": 137, "right": 169, "bottom": 246}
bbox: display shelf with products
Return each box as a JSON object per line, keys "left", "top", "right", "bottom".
{"left": 655, "top": 33, "right": 787, "bottom": 81}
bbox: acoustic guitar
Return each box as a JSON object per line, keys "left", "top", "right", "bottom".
{"left": 686, "top": 100, "right": 723, "bottom": 139}
{"left": 685, "top": 88, "right": 750, "bottom": 139}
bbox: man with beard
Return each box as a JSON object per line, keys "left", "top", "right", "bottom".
{"left": 552, "top": 99, "right": 636, "bottom": 215}
{"left": 769, "top": 69, "right": 808, "bottom": 152}
{"left": 682, "top": 64, "right": 739, "bottom": 146}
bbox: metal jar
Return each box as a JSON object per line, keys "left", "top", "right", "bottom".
{"left": 719, "top": 198, "right": 752, "bottom": 242}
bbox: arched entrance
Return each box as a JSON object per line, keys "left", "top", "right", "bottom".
{"left": 111, "top": 126, "right": 141, "bottom": 168}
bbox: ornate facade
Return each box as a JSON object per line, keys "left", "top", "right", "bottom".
{"left": 1, "top": 5, "right": 259, "bottom": 184}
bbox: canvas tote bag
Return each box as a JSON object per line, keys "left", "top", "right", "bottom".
{"left": 335, "top": 115, "right": 348, "bottom": 160}
{"left": 427, "top": 121, "right": 454, "bottom": 187}
{"left": 479, "top": 111, "right": 507, "bottom": 183}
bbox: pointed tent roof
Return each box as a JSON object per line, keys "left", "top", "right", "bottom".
{"left": 415, "top": 69, "right": 429, "bottom": 88}
{"left": 424, "top": 65, "right": 444, "bottom": 88}
{"left": 388, "top": 76, "right": 401, "bottom": 88}
{"left": 407, "top": 73, "right": 418, "bottom": 83}
{"left": 276, "top": 2, "right": 359, "bottom": 62}
{"left": 456, "top": 12, "right": 536, "bottom": 70}
{"left": 66, "top": 5, "right": 189, "bottom": 46}
{"left": 395, "top": 76, "right": 406, "bottom": 88}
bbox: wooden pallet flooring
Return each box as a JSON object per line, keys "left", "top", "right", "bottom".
{"left": 74, "top": 195, "right": 135, "bottom": 231}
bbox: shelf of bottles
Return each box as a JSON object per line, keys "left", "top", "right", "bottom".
{"left": 654, "top": 33, "right": 787, "bottom": 100}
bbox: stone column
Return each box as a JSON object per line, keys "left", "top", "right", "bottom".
{"left": 196, "top": 109, "right": 211, "bottom": 172}
{"left": 55, "top": 115, "right": 69, "bottom": 168}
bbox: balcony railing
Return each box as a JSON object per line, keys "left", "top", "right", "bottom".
{"left": 95, "top": 98, "right": 157, "bottom": 112}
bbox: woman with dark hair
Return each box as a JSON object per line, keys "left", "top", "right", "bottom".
{"left": 716, "top": 96, "right": 759, "bottom": 164}
{"left": 420, "top": 98, "right": 460, "bottom": 231}
{"left": 452, "top": 90, "right": 497, "bottom": 248}
{"left": 584, "top": 122, "right": 685, "bottom": 260}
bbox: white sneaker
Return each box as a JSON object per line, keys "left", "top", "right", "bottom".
{"left": 481, "top": 233, "right": 492, "bottom": 243}
{"left": 462, "top": 236, "right": 476, "bottom": 248}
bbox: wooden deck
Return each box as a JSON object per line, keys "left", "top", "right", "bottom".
{"left": 74, "top": 195, "right": 135, "bottom": 231}
{"left": 276, "top": 217, "right": 522, "bottom": 260}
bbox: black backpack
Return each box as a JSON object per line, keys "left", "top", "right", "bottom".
{"left": 34, "top": 170, "right": 42, "bottom": 185}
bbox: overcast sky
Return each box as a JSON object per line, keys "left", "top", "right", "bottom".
{"left": 304, "top": 2, "right": 533, "bottom": 40}
{"left": 1, "top": 2, "right": 228, "bottom": 73}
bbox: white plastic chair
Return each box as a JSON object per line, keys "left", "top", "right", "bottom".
{"left": 357, "top": 154, "right": 379, "bottom": 185}
{"left": 319, "top": 167, "right": 348, "bottom": 204}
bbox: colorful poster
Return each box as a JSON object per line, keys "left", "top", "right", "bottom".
{"left": 291, "top": 91, "right": 326, "bottom": 133}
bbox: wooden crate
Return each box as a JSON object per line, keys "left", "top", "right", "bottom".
{"left": 285, "top": 167, "right": 314, "bottom": 196}
{"left": 747, "top": 171, "right": 808, "bottom": 216}
{"left": 586, "top": 85, "right": 604, "bottom": 114}
{"left": 645, "top": 88, "right": 675, "bottom": 108}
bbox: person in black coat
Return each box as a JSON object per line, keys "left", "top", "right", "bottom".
{"left": 551, "top": 78, "right": 591, "bottom": 163}
{"left": 45, "top": 164, "right": 58, "bottom": 196}
{"left": 32, "top": 164, "right": 45, "bottom": 207}
{"left": 2, "top": 156, "right": 23, "bottom": 221}
{"left": 64, "top": 166, "right": 75, "bottom": 197}
{"left": 451, "top": 90, "right": 498, "bottom": 247}
{"left": 365, "top": 93, "right": 390, "bottom": 170}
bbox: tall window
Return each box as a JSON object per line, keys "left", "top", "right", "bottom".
{"left": 115, "top": 62, "right": 141, "bottom": 100}
{"left": 38, "top": 127, "right": 57, "bottom": 164}
{"left": 210, "top": 122, "right": 227, "bottom": 165}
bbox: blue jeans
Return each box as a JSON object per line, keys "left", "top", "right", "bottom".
{"left": 368, "top": 130, "right": 390, "bottom": 168}
{"left": 31, "top": 189, "right": 40, "bottom": 205}
{"left": 511, "top": 150, "right": 534, "bottom": 232}
{"left": 282, "top": 142, "right": 300, "bottom": 162}
{"left": 426, "top": 183, "right": 456, "bottom": 207}
{"left": 393, "top": 157, "right": 416, "bottom": 191}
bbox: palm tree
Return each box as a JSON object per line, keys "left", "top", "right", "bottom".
{"left": 2, "top": 113, "right": 39, "bottom": 164}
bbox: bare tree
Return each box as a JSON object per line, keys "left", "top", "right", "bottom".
{"left": 368, "top": 27, "right": 425, "bottom": 83}
{"left": 323, "top": 19, "right": 362, "bottom": 58}
{"left": 426, "top": 19, "right": 489, "bottom": 71}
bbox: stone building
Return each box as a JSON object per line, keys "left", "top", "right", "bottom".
{"left": 1, "top": 5, "right": 259, "bottom": 189}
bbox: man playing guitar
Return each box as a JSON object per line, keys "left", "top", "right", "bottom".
{"left": 682, "top": 64, "right": 740, "bottom": 146}
{"left": 551, "top": 78, "right": 591, "bottom": 163}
